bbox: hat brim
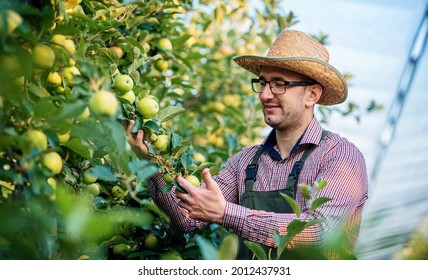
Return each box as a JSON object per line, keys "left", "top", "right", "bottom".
{"left": 233, "top": 55, "right": 348, "bottom": 105}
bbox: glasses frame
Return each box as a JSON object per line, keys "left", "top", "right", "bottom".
{"left": 251, "top": 78, "right": 316, "bottom": 95}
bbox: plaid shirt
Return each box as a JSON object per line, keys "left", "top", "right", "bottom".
{"left": 148, "top": 117, "right": 368, "bottom": 255}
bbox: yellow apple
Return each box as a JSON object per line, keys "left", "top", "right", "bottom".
{"left": 65, "top": 0, "right": 82, "bottom": 10}
{"left": 0, "top": 9, "right": 23, "bottom": 36}
{"left": 47, "top": 71, "right": 62, "bottom": 87}
{"left": 42, "top": 152, "right": 63, "bottom": 175}
{"left": 76, "top": 106, "right": 90, "bottom": 121}
{"left": 62, "top": 66, "right": 81, "bottom": 86}
{"left": 57, "top": 131, "right": 71, "bottom": 143}
{"left": 185, "top": 175, "right": 200, "bottom": 187}
{"left": 159, "top": 38, "right": 173, "bottom": 51}
{"left": 32, "top": 44, "right": 56, "bottom": 69}
{"left": 21, "top": 129, "right": 47, "bottom": 154}
{"left": 154, "top": 59, "right": 168, "bottom": 72}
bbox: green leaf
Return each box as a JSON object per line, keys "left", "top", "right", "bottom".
{"left": 88, "top": 164, "right": 117, "bottom": 182}
{"left": 51, "top": 101, "right": 87, "bottom": 124}
{"left": 193, "top": 162, "right": 215, "bottom": 173}
{"left": 243, "top": 241, "right": 267, "bottom": 260}
{"left": 156, "top": 106, "right": 185, "bottom": 123}
{"left": 28, "top": 84, "right": 50, "bottom": 97}
{"left": 218, "top": 234, "right": 238, "bottom": 260}
{"left": 310, "top": 197, "right": 332, "bottom": 213}
{"left": 196, "top": 235, "right": 219, "bottom": 260}
{"left": 287, "top": 219, "right": 325, "bottom": 237}
{"left": 280, "top": 193, "right": 302, "bottom": 217}
{"left": 286, "top": 220, "right": 307, "bottom": 237}
{"left": 314, "top": 179, "right": 328, "bottom": 191}
{"left": 64, "top": 138, "right": 93, "bottom": 160}
{"left": 273, "top": 233, "right": 292, "bottom": 259}
{"left": 298, "top": 183, "right": 312, "bottom": 200}
{"left": 180, "top": 152, "right": 192, "bottom": 169}
{"left": 143, "top": 119, "right": 160, "bottom": 133}
{"left": 140, "top": 199, "right": 170, "bottom": 224}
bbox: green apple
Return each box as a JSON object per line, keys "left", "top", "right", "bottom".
{"left": 50, "top": 34, "right": 66, "bottom": 49}
{"left": 118, "top": 90, "right": 135, "bottom": 104}
{"left": 89, "top": 90, "right": 119, "bottom": 117}
{"left": 47, "top": 177, "right": 57, "bottom": 201}
{"left": 185, "top": 175, "right": 200, "bottom": 187}
{"left": 32, "top": 44, "right": 56, "bottom": 69}
{"left": 42, "top": 152, "right": 63, "bottom": 175}
{"left": 144, "top": 233, "right": 159, "bottom": 249}
{"left": 21, "top": 129, "right": 47, "bottom": 154}
{"left": 0, "top": 9, "right": 23, "bottom": 36}
{"left": 62, "top": 66, "right": 81, "bottom": 86}
{"left": 76, "top": 106, "right": 90, "bottom": 121}
{"left": 112, "top": 243, "right": 130, "bottom": 257}
{"left": 85, "top": 183, "right": 100, "bottom": 197}
{"left": 65, "top": 0, "right": 82, "bottom": 10}
{"left": 163, "top": 173, "right": 174, "bottom": 184}
{"left": 137, "top": 97, "right": 159, "bottom": 118}
{"left": 159, "top": 38, "right": 173, "bottom": 51}
{"left": 114, "top": 74, "right": 134, "bottom": 94}
{"left": 57, "top": 131, "right": 71, "bottom": 143}
{"left": 154, "top": 59, "right": 168, "bottom": 72}
{"left": 64, "top": 39, "right": 76, "bottom": 55}
{"left": 153, "top": 134, "right": 169, "bottom": 153}
{"left": 82, "top": 168, "right": 97, "bottom": 184}
{"left": 111, "top": 185, "right": 128, "bottom": 198}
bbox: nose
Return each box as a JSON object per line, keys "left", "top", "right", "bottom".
{"left": 259, "top": 83, "right": 275, "bottom": 102}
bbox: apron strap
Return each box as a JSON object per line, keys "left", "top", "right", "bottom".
{"left": 285, "top": 129, "right": 330, "bottom": 198}
{"left": 244, "top": 146, "right": 264, "bottom": 192}
{"left": 244, "top": 130, "right": 330, "bottom": 195}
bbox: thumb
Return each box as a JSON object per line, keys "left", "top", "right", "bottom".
{"left": 201, "top": 168, "right": 217, "bottom": 190}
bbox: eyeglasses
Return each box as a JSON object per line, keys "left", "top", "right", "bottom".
{"left": 251, "top": 78, "right": 316, "bottom": 95}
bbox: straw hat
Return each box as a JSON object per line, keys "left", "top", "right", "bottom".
{"left": 233, "top": 29, "right": 348, "bottom": 105}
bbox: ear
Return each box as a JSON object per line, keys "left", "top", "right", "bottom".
{"left": 305, "top": 84, "right": 323, "bottom": 107}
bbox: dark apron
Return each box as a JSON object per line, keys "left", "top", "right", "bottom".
{"left": 237, "top": 130, "right": 329, "bottom": 260}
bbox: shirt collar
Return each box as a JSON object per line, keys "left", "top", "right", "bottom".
{"left": 261, "top": 116, "right": 324, "bottom": 161}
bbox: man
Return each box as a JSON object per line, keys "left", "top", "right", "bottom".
{"left": 126, "top": 29, "right": 368, "bottom": 259}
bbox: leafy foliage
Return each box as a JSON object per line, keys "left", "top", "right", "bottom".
{"left": 0, "top": 0, "right": 380, "bottom": 260}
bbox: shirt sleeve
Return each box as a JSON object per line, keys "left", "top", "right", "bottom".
{"left": 222, "top": 140, "right": 368, "bottom": 251}
{"left": 146, "top": 172, "right": 208, "bottom": 232}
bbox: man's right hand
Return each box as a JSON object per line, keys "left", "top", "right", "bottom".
{"left": 123, "top": 119, "right": 148, "bottom": 159}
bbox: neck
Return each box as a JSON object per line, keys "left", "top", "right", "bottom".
{"left": 275, "top": 115, "right": 313, "bottom": 159}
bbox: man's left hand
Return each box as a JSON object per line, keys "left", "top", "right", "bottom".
{"left": 175, "top": 168, "right": 226, "bottom": 224}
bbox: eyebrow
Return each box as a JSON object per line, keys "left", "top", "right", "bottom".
{"left": 258, "top": 75, "right": 285, "bottom": 80}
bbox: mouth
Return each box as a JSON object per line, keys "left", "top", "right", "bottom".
{"left": 263, "top": 103, "right": 281, "bottom": 112}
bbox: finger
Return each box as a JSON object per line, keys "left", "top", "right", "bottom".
{"left": 201, "top": 168, "right": 217, "bottom": 190}
{"left": 125, "top": 120, "right": 135, "bottom": 139}
{"left": 175, "top": 176, "right": 196, "bottom": 194}
{"left": 175, "top": 189, "right": 190, "bottom": 200}
{"left": 178, "top": 199, "right": 191, "bottom": 210}
{"left": 136, "top": 129, "right": 145, "bottom": 144}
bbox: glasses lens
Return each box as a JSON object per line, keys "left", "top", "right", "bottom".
{"left": 252, "top": 79, "right": 264, "bottom": 93}
{"left": 270, "top": 80, "right": 286, "bottom": 94}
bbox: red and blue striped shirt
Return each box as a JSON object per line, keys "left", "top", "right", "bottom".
{"left": 148, "top": 117, "right": 369, "bottom": 256}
